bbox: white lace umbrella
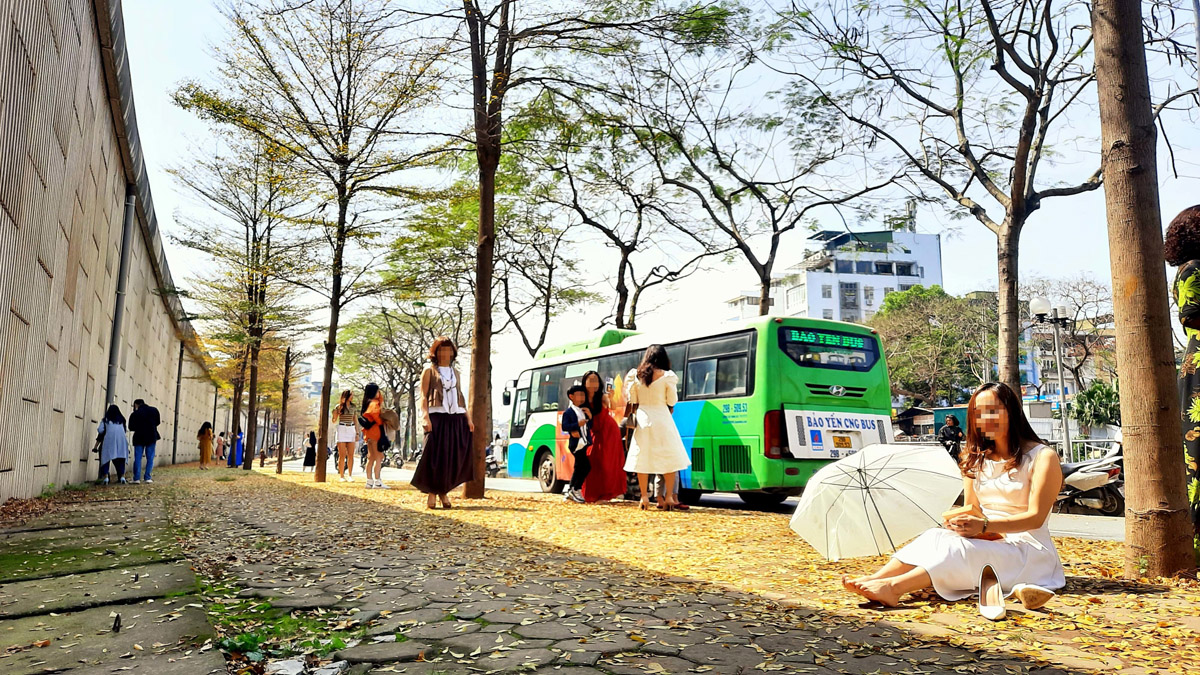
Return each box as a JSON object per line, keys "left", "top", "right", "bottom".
{"left": 789, "top": 444, "right": 963, "bottom": 560}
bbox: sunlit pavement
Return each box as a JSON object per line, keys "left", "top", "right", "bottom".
{"left": 269, "top": 457, "right": 1124, "bottom": 541}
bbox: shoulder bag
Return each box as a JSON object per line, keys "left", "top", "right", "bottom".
{"left": 619, "top": 402, "right": 639, "bottom": 452}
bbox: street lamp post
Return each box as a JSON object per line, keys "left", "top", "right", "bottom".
{"left": 1031, "top": 297, "right": 1072, "bottom": 455}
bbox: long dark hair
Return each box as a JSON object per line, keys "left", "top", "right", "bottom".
{"left": 335, "top": 390, "right": 354, "bottom": 416}
{"left": 198, "top": 421, "right": 212, "bottom": 436}
{"left": 637, "top": 344, "right": 671, "bottom": 386}
{"left": 104, "top": 404, "right": 125, "bottom": 425}
{"left": 308, "top": 431, "right": 317, "bottom": 447}
{"left": 581, "top": 370, "right": 604, "bottom": 415}
{"left": 361, "top": 383, "right": 380, "bottom": 415}
{"left": 960, "top": 382, "right": 1046, "bottom": 478}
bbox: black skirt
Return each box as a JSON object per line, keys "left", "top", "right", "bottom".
{"left": 303, "top": 444, "right": 316, "bottom": 466}
{"left": 411, "top": 413, "right": 475, "bottom": 494}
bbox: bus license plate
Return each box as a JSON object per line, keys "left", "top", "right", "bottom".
{"left": 832, "top": 436, "right": 852, "bottom": 449}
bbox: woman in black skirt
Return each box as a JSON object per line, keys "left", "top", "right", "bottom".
{"left": 411, "top": 336, "right": 475, "bottom": 509}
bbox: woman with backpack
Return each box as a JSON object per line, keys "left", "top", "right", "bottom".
{"left": 360, "top": 383, "right": 389, "bottom": 490}
{"left": 97, "top": 405, "right": 130, "bottom": 485}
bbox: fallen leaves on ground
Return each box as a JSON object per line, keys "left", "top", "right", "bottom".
{"left": 177, "top": 468, "right": 1200, "bottom": 674}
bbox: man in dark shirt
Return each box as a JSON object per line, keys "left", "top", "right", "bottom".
{"left": 937, "top": 414, "right": 965, "bottom": 462}
{"left": 128, "top": 399, "right": 161, "bottom": 483}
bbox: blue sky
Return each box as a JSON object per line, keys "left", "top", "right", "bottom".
{"left": 122, "top": 1, "right": 1200, "bottom": 384}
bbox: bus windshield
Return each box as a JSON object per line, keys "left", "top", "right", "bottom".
{"left": 778, "top": 326, "right": 879, "bottom": 372}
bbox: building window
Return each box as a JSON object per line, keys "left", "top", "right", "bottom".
{"left": 855, "top": 261, "right": 873, "bottom": 274}
{"left": 864, "top": 286, "right": 875, "bottom": 306}
{"left": 874, "top": 262, "right": 894, "bottom": 275}
{"left": 884, "top": 287, "right": 894, "bottom": 297}
{"left": 835, "top": 260, "right": 854, "bottom": 274}
{"left": 822, "top": 285, "right": 832, "bottom": 299}
{"left": 822, "top": 309, "right": 834, "bottom": 320}
{"left": 786, "top": 285, "right": 805, "bottom": 310}
{"left": 896, "top": 262, "right": 915, "bottom": 276}
{"left": 839, "top": 282, "right": 860, "bottom": 309}
{"left": 899, "top": 284, "right": 915, "bottom": 291}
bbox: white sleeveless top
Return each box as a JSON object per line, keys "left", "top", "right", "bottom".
{"left": 975, "top": 444, "right": 1056, "bottom": 551}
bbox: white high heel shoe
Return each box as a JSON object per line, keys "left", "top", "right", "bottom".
{"left": 978, "top": 564, "right": 1006, "bottom": 621}
{"left": 1011, "top": 583, "right": 1056, "bottom": 610}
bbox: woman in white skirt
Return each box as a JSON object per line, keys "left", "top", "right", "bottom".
{"left": 624, "top": 344, "right": 691, "bottom": 511}
{"left": 332, "top": 390, "right": 358, "bottom": 482}
{"left": 844, "top": 382, "right": 1065, "bottom": 613}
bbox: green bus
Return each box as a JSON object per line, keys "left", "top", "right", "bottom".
{"left": 501, "top": 316, "right": 894, "bottom": 506}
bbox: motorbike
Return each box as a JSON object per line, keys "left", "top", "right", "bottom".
{"left": 485, "top": 445, "right": 501, "bottom": 478}
{"left": 359, "top": 443, "right": 404, "bottom": 470}
{"left": 1056, "top": 443, "right": 1124, "bottom": 517}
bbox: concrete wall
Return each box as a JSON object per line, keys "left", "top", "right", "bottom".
{"left": 0, "top": 0, "right": 215, "bottom": 499}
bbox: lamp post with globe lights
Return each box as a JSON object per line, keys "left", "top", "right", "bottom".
{"left": 1030, "top": 297, "right": 1072, "bottom": 454}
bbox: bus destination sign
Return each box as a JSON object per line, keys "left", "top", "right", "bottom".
{"left": 786, "top": 329, "right": 865, "bottom": 350}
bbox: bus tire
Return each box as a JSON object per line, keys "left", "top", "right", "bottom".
{"left": 536, "top": 450, "right": 565, "bottom": 494}
{"left": 678, "top": 488, "right": 703, "bottom": 506}
{"left": 738, "top": 492, "right": 788, "bottom": 507}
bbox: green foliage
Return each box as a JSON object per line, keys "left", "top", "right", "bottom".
{"left": 871, "top": 285, "right": 997, "bottom": 405}
{"left": 1071, "top": 380, "right": 1121, "bottom": 429}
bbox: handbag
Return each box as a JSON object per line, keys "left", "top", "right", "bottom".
{"left": 619, "top": 403, "right": 639, "bottom": 452}
{"left": 378, "top": 428, "right": 392, "bottom": 453}
{"left": 91, "top": 422, "right": 106, "bottom": 454}
{"left": 358, "top": 414, "right": 375, "bottom": 430}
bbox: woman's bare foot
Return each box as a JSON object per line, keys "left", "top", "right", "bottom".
{"left": 853, "top": 579, "right": 903, "bottom": 607}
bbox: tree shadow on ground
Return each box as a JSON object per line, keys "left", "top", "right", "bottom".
{"left": 153, "top": 468, "right": 1139, "bottom": 675}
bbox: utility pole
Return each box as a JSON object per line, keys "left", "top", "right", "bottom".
{"left": 1049, "top": 308, "right": 1072, "bottom": 454}
{"left": 277, "top": 346, "right": 292, "bottom": 475}
{"left": 171, "top": 339, "right": 184, "bottom": 465}
{"left": 1092, "top": 0, "right": 1194, "bottom": 577}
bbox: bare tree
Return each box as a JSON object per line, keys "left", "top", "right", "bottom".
{"left": 1024, "top": 274, "right": 1116, "bottom": 393}
{"left": 175, "top": 0, "right": 443, "bottom": 481}
{"left": 560, "top": 41, "right": 901, "bottom": 316}
{"left": 780, "top": 0, "right": 1197, "bottom": 392}
{"left": 170, "top": 132, "right": 309, "bottom": 471}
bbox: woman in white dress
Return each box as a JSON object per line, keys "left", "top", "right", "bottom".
{"left": 844, "top": 382, "right": 1065, "bottom": 611}
{"left": 624, "top": 344, "right": 691, "bottom": 510}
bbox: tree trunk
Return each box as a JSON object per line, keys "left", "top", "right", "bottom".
{"left": 242, "top": 339, "right": 261, "bottom": 470}
{"left": 614, "top": 253, "right": 631, "bottom": 329}
{"left": 758, "top": 274, "right": 772, "bottom": 316}
{"left": 465, "top": 158, "right": 497, "bottom": 499}
{"left": 277, "top": 346, "right": 291, "bottom": 474}
{"left": 996, "top": 227, "right": 1023, "bottom": 392}
{"left": 316, "top": 199, "right": 350, "bottom": 483}
{"left": 1092, "top": 0, "right": 1195, "bottom": 577}
{"left": 405, "top": 381, "right": 416, "bottom": 459}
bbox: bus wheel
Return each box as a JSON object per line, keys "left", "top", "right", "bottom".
{"left": 677, "top": 489, "right": 703, "bottom": 506}
{"left": 738, "top": 492, "right": 788, "bottom": 507}
{"left": 536, "top": 451, "right": 565, "bottom": 494}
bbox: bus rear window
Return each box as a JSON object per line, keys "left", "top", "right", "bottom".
{"left": 778, "top": 326, "right": 879, "bottom": 372}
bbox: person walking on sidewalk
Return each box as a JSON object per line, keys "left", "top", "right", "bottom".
{"left": 579, "top": 370, "right": 627, "bottom": 504}
{"left": 360, "top": 383, "right": 390, "bottom": 490}
{"left": 128, "top": 399, "right": 161, "bottom": 484}
{"left": 412, "top": 336, "right": 475, "bottom": 509}
{"left": 197, "top": 422, "right": 213, "bottom": 469}
{"left": 97, "top": 404, "right": 130, "bottom": 485}
{"left": 215, "top": 431, "right": 227, "bottom": 462}
{"left": 332, "top": 390, "right": 358, "bottom": 482}
{"left": 623, "top": 345, "right": 690, "bottom": 511}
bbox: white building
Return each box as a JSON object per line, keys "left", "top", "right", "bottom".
{"left": 726, "top": 228, "right": 944, "bottom": 323}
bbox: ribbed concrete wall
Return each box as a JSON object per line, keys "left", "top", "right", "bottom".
{"left": 0, "top": 0, "right": 215, "bottom": 499}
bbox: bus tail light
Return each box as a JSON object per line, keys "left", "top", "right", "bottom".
{"left": 765, "top": 410, "right": 786, "bottom": 459}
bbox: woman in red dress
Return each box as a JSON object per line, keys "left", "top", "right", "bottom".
{"left": 580, "top": 370, "right": 628, "bottom": 503}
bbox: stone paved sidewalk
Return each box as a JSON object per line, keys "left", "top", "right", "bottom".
{"left": 0, "top": 487, "right": 225, "bottom": 674}
{"left": 164, "top": 468, "right": 1106, "bottom": 675}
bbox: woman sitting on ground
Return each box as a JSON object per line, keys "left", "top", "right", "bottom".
{"left": 844, "top": 382, "right": 1065, "bottom": 611}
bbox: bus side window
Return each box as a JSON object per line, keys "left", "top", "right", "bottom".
{"left": 687, "top": 360, "right": 717, "bottom": 397}
{"left": 511, "top": 390, "right": 530, "bottom": 436}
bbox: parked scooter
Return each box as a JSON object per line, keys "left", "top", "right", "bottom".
{"left": 485, "top": 445, "right": 501, "bottom": 478}
{"left": 1056, "top": 443, "right": 1124, "bottom": 516}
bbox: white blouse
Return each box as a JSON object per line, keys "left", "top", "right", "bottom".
{"left": 429, "top": 366, "right": 465, "bottom": 414}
